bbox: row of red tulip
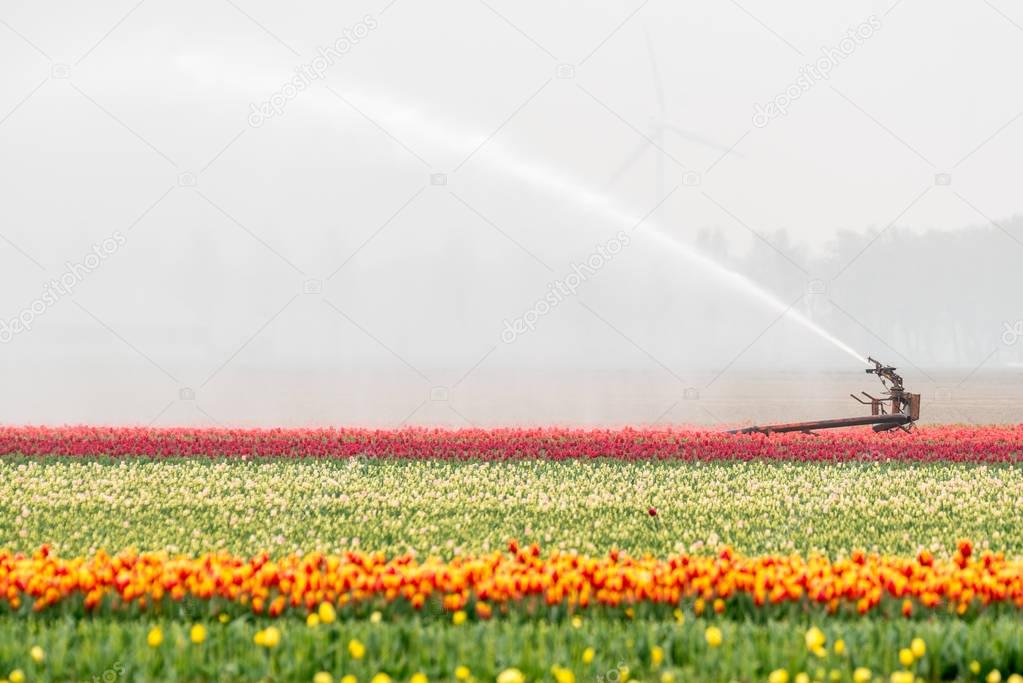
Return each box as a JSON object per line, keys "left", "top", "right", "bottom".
{"left": 0, "top": 425, "right": 1020, "bottom": 461}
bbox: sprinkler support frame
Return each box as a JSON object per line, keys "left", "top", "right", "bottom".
{"left": 728, "top": 357, "right": 921, "bottom": 435}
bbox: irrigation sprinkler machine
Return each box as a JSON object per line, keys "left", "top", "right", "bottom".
{"left": 729, "top": 357, "right": 921, "bottom": 435}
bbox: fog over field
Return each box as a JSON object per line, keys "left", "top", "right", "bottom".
{"left": 1, "top": 0, "right": 1021, "bottom": 426}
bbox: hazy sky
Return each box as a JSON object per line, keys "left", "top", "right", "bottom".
{"left": 1, "top": 0, "right": 1020, "bottom": 426}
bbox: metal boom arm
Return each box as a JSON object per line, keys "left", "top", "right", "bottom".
{"left": 727, "top": 357, "right": 921, "bottom": 435}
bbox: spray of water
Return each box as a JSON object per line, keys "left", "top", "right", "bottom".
{"left": 488, "top": 142, "right": 867, "bottom": 365}
{"left": 339, "top": 89, "right": 867, "bottom": 365}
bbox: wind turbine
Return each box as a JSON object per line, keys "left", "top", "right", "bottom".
{"left": 607, "top": 26, "right": 742, "bottom": 198}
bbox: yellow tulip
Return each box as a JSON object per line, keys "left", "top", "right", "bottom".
{"left": 29, "top": 646, "right": 44, "bottom": 664}
{"left": 768, "top": 669, "right": 789, "bottom": 683}
{"left": 318, "top": 602, "right": 337, "bottom": 624}
{"left": 899, "top": 648, "right": 914, "bottom": 667}
{"left": 805, "top": 627, "right": 826, "bottom": 651}
{"left": 582, "top": 648, "right": 595, "bottom": 664}
{"left": 911, "top": 638, "right": 926, "bottom": 659}
{"left": 551, "top": 666, "right": 575, "bottom": 683}
{"left": 651, "top": 646, "right": 664, "bottom": 666}
{"left": 147, "top": 626, "right": 163, "bottom": 648}
{"left": 410, "top": 674, "right": 428, "bottom": 683}
{"left": 452, "top": 610, "right": 467, "bottom": 625}
{"left": 496, "top": 669, "right": 523, "bottom": 683}
{"left": 705, "top": 626, "right": 723, "bottom": 648}
{"left": 853, "top": 668, "right": 872, "bottom": 683}
{"left": 313, "top": 674, "right": 334, "bottom": 683}
{"left": 348, "top": 639, "right": 366, "bottom": 660}
{"left": 190, "top": 624, "right": 207, "bottom": 644}
{"left": 261, "top": 626, "right": 281, "bottom": 648}
{"left": 454, "top": 666, "right": 471, "bottom": 681}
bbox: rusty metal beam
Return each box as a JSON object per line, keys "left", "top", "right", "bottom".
{"left": 728, "top": 413, "right": 912, "bottom": 435}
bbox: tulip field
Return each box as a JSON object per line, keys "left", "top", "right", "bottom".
{"left": 2, "top": 426, "right": 1023, "bottom": 682}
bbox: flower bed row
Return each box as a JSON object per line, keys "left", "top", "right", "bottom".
{"left": 0, "top": 425, "right": 1021, "bottom": 462}
{"left": 1, "top": 541, "right": 1016, "bottom": 619}
{"left": 5, "top": 458, "right": 1019, "bottom": 559}
{"left": 4, "top": 613, "right": 1021, "bottom": 683}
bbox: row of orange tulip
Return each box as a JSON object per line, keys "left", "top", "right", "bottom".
{"left": 0, "top": 540, "right": 1013, "bottom": 618}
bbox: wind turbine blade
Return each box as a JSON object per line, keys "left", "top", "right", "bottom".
{"left": 604, "top": 139, "right": 652, "bottom": 188}
{"left": 661, "top": 123, "right": 745, "bottom": 157}
{"left": 644, "top": 25, "right": 665, "bottom": 116}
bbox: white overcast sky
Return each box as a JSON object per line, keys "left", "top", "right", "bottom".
{"left": 3, "top": 0, "right": 1021, "bottom": 251}
{"left": 1, "top": 0, "right": 1021, "bottom": 426}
